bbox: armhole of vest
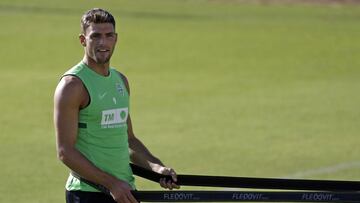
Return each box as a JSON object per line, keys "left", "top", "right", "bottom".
{"left": 62, "top": 74, "right": 91, "bottom": 109}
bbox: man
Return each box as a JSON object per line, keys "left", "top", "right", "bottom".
{"left": 54, "top": 8, "right": 179, "bottom": 203}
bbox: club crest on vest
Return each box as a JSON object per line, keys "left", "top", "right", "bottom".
{"left": 116, "top": 83, "right": 125, "bottom": 96}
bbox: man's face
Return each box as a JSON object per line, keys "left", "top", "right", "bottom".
{"left": 80, "top": 23, "right": 117, "bottom": 65}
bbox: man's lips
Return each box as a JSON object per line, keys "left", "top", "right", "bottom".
{"left": 97, "top": 48, "right": 110, "bottom": 52}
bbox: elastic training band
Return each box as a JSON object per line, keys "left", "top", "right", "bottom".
{"left": 130, "top": 163, "right": 360, "bottom": 191}
{"left": 70, "top": 164, "right": 360, "bottom": 202}
{"left": 68, "top": 174, "right": 360, "bottom": 203}
{"left": 132, "top": 191, "right": 360, "bottom": 202}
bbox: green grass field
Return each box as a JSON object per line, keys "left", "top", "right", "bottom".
{"left": 1, "top": 0, "right": 360, "bottom": 202}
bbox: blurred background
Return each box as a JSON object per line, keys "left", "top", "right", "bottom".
{"left": 0, "top": 0, "right": 359, "bottom": 202}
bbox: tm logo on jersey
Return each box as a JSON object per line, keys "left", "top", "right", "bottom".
{"left": 101, "top": 108, "right": 128, "bottom": 128}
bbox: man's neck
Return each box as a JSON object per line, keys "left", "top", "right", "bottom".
{"left": 82, "top": 56, "right": 110, "bottom": 76}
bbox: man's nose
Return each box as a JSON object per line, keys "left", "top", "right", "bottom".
{"left": 98, "top": 36, "right": 105, "bottom": 45}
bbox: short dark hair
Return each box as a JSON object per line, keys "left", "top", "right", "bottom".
{"left": 81, "top": 8, "right": 116, "bottom": 33}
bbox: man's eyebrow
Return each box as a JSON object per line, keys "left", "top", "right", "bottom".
{"left": 89, "top": 32, "right": 101, "bottom": 36}
{"left": 89, "top": 31, "right": 115, "bottom": 35}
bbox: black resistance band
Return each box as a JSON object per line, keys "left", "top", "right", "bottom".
{"left": 70, "top": 164, "right": 360, "bottom": 202}
{"left": 130, "top": 164, "right": 360, "bottom": 191}
{"left": 132, "top": 191, "right": 360, "bottom": 202}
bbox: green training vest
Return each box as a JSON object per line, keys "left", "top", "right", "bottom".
{"left": 63, "top": 62, "right": 135, "bottom": 192}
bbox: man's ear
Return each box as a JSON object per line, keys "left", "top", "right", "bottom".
{"left": 79, "top": 34, "right": 86, "bottom": 47}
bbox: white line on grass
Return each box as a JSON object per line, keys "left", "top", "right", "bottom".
{"left": 283, "top": 161, "right": 360, "bottom": 179}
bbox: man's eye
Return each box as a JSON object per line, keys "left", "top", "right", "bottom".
{"left": 91, "top": 34, "right": 101, "bottom": 39}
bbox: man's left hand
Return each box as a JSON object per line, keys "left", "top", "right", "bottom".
{"left": 157, "top": 166, "right": 180, "bottom": 190}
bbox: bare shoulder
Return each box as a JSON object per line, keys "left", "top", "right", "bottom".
{"left": 55, "top": 75, "right": 84, "bottom": 95}
{"left": 54, "top": 75, "right": 87, "bottom": 107}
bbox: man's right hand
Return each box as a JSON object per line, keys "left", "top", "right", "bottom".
{"left": 108, "top": 179, "right": 138, "bottom": 203}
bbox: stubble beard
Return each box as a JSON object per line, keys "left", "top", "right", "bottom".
{"left": 95, "top": 55, "right": 111, "bottom": 64}
{"left": 93, "top": 49, "right": 113, "bottom": 65}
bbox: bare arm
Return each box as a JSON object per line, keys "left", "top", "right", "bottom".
{"left": 127, "top": 115, "right": 164, "bottom": 171}
{"left": 119, "top": 72, "right": 180, "bottom": 189}
{"left": 54, "top": 76, "right": 137, "bottom": 203}
{"left": 127, "top": 115, "right": 179, "bottom": 190}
